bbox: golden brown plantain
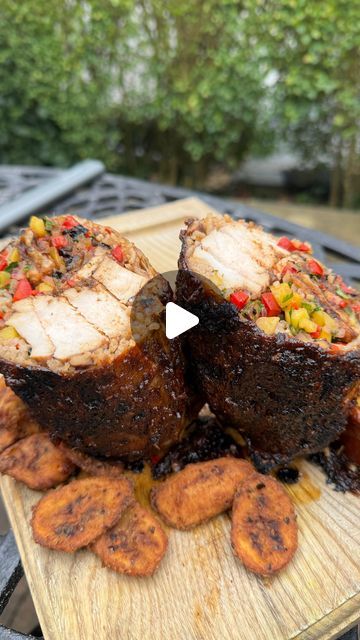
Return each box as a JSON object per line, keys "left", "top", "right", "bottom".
{"left": 231, "top": 473, "right": 298, "bottom": 576}
{"left": 31, "top": 476, "right": 134, "bottom": 552}
{"left": 151, "top": 457, "right": 254, "bottom": 529}
{"left": 57, "top": 442, "right": 124, "bottom": 478}
{"left": 92, "top": 502, "right": 168, "bottom": 576}
{"left": 0, "top": 377, "right": 39, "bottom": 453}
{"left": 0, "top": 433, "right": 76, "bottom": 490}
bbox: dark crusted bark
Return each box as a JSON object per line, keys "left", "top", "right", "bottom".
{"left": 177, "top": 231, "right": 360, "bottom": 472}
{"left": 0, "top": 328, "right": 195, "bottom": 463}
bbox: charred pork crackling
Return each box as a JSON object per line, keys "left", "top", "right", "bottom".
{"left": 0, "top": 215, "right": 194, "bottom": 462}
{"left": 177, "top": 214, "right": 360, "bottom": 471}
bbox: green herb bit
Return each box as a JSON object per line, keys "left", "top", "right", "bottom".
{"left": 302, "top": 301, "right": 316, "bottom": 314}
{"left": 335, "top": 287, "right": 351, "bottom": 300}
{"left": 5, "top": 262, "right": 19, "bottom": 272}
{"left": 44, "top": 218, "right": 53, "bottom": 232}
{"left": 282, "top": 292, "right": 293, "bottom": 303}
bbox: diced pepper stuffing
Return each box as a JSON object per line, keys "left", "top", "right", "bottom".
{"left": 111, "top": 245, "right": 124, "bottom": 263}
{"left": 8, "top": 248, "right": 20, "bottom": 263}
{"left": 230, "top": 290, "right": 249, "bottom": 310}
{"left": 0, "top": 214, "right": 139, "bottom": 338}
{"left": 310, "top": 326, "right": 322, "bottom": 339}
{"left": 52, "top": 236, "right": 67, "bottom": 249}
{"left": 36, "top": 282, "right": 54, "bottom": 293}
{"left": 0, "top": 272, "right": 10, "bottom": 288}
{"left": 30, "top": 216, "right": 46, "bottom": 238}
{"left": 229, "top": 257, "right": 359, "bottom": 344}
{"left": 62, "top": 216, "right": 78, "bottom": 229}
{"left": 277, "top": 237, "right": 295, "bottom": 251}
{"left": 297, "top": 242, "right": 311, "bottom": 252}
{"left": 13, "top": 278, "right": 33, "bottom": 302}
{"left": 308, "top": 259, "right": 324, "bottom": 277}
{"left": 256, "top": 316, "right": 280, "bottom": 335}
{"left": 277, "top": 237, "right": 311, "bottom": 253}
{"left": 261, "top": 292, "right": 281, "bottom": 316}
{"left": 0, "top": 326, "right": 19, "bottom": 342}
{"left": 281, "top": 264, "right": 298, "bottom": 276}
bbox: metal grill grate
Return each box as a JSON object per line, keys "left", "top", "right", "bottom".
{"left": 0, "top": 165, "right": 359, "bottom": 639}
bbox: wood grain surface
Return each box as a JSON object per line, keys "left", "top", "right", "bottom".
{"left": 1, "top": 198, "right": 359, "bottom": 640}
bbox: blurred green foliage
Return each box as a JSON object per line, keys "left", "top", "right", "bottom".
{"left": 0, "top": 0, "right": 359, "bottom": 205}
{"left": 0, "top": 0, "right": 268, "bottom": 185}
{"left": 245, "top": 0, "right": 360, "bottom": 207}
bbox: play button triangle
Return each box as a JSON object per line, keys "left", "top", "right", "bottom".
{"left": 165, "top": 302, "right": 199, "bottom": 339}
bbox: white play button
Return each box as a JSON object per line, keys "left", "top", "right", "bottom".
{"left": 165, "top": 302, "right": 199, "bottom": 339}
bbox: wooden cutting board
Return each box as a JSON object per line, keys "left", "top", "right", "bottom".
{"left": 1, "top": 198, "right": 360, "bottom": 640}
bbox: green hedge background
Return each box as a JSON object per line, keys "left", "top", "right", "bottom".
{"left": 0, "top": 0, "right": 359, "bottom": 207}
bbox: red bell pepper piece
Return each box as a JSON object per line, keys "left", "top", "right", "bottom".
{"left": 310, "top": 326, "right": 322, "bottom": 339}
{"left": 340, "top": 281, "right": 357, "bottom": 295}
{"left": 281, "top": 264, "right": 298, "bottom": 276}
{"left": 261, "top": 292, "right": 281, "bottom": 316}
{"left": 332, "top": 294, "right": 347, "bottom": 308}
{"left": 352, "top": 303, "right": 360, "bottom": 314}
{"left": 277, "top": 237, "right": 296, "bottom": 251}
{"left": 13, "top": 278, "right": 33, "bottom": 302}
{"left": 230, "top": 290, "right": 249, "bottom": 310}
{"left": 111, "top": 245, "right": 124, "bottom": 263}
{"left": 298, "top": 242, "right": 311, "bottom": 252}
{"left": 151, "top": 455, "right": 160, "bottom": 465}
{"left": 52, "top": 235, "right": 67, "bottom": 249}
{"left": 308, "top": 259, "right": 324, "bottom": 277}
{"left": 62, "top": 215, "right": 78, "bottom": 229}
{"left": 0, "top": 257, "right": 7, "bottom": 271}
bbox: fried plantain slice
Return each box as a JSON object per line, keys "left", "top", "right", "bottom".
{"left": 0, "top": 378, "right": 39, "bottom": 453}
{"left": 0, "top": 433, "right": 76, "bottom": 490}
{"left": 231, "top": 473, "right": 298, "bottom": 576}
{"left": 151, "top": 457, "right": 254, "bottom": 530}
{"left": 57, "top": 442, "right": 124, "bottom": 478}
{"left": 93, "top": 502, "right": 168, "bottom": 576}
{"left": 31, "top": 476, "right": 134, "bottom": 552}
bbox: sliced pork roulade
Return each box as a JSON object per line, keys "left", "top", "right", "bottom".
{"left": 0, "top": 215, "right": 194, "bottom": 461}
{"left": 177, "top": 213, "right": 360, "bottom": 471}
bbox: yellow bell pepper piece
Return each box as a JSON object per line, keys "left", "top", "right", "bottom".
{"left": 0, "top": 272, "right": 10, "bottom": 288}
{"left": 49, "top": 247, "right": 64, "bottom": 270}
{"left": 290, "top": 307, "right": 309, "bottom": 329}
{"left": 320, "top": 329, "right": 332, "bottom": 342}
{"left": 0, "top": 326, "right": 19, "bottom": 341}
{"left": 36, "top": 282, "right": 54, "bottom": 293}
{"left": 286, "top": 292, "right": 303, "bottom": 309}
{"left": 312, "top": 310, "right": 326, "bottom": 326}
{"left": 299, "top": 318, "right": 318, "bottom": 333}
{"left": 312, "top": 309, "right": 337, "bottom": 331}
{"left": 270, "top": 283, "right": 293, "bottom": 309}
{"left": 256, "top": 316, "right": 280, "bottom": 335}
{"left": 8, "top": 247, "right": 20, "bottom": 263}
{"left": 30, "top": 216, "right": 46, "bottom": 238}
{"left": 323, "top": 313, "right": 338, "bottom": 332}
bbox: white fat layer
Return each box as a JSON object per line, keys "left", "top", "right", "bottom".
{"left": 92, "top": 256, "right": 147, "bottom": 302}
{"left": 64, "top": 286, "right": 131, "bottom": 339}
{"left": 191, "top": 222, "right": 287, "bottom": 296}
{"left": 6, "top": 300, "right": 54, "bottom": 360}
{"left": 32, "top": 295, "right": 107, "bottom": 360}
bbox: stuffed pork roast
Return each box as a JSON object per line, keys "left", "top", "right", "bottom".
{"left": 177, "top": 214, "right": 360, "bottom": 471}
{"left": 0, "top": 215, "right": 194, "bottom": 461}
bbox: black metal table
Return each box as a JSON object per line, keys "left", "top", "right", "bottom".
{"left": 0, "top": 165, "right": 359, "bottom": 640}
